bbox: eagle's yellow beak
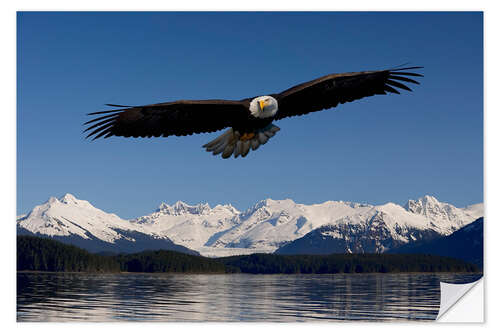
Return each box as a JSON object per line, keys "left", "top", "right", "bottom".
{"left": 259, "top": 100, "right": 267, "bottom": 111}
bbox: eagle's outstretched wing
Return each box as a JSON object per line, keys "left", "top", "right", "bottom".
{"left": 273, "top": 66, "right": 423, "bottom": 120}
{"left": 84, "top": 100, "right": 251, "bottom": 140}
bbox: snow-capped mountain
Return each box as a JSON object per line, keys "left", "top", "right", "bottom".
{"left": 275, "top": 203, "right": 437, "bottom": 255}
{"left": 404, "top": 195, "right": 480, "bottom": 233}
{"left": 18, "top": 194, "right": 137, "bottom": 241}
{"left": 17, "top": 193, "right": 483, "bottom": 257}
{"left": 131, "top": 201, "right": 240, "bottom": 250}
{"left": 126, "top": 198, "right": 376, "bottom": 256}
{"left": 206, "top": 199, "right": 374, "bottom": 252}
{"left": 16, "top": 194, "right": 198, "bottom": 255}
{"left": 275, "top": 199, "right": 483, "bottom": 255}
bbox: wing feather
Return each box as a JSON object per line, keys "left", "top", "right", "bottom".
{"left": 85, "top": 100, "right": 250, "bottom": 140}
{"left": 388, "top": 75, "right": 420, "bottom": 85}
{"left": 386, "top": 79, "right": 412, "bottom": 91}
{"left": 383, "top": 85, "right": 400, "bottom": 94}
{"left": 274, "top": 66, "right": 422, "bottom": 120}
{"left": 84, "top": 112, "right": 121, "bottom": 125}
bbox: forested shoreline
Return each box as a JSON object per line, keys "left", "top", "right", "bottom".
{"left": 17, "top": 236, "right": 480, "bottom": 274}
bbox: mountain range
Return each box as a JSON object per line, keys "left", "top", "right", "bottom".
{"left": 17, "top": 193, "right": 483, "bottom": 257}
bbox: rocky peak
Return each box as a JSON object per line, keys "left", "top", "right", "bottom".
{"left": 404, "top": 195, "right": 441, "bottom": 215}
{"left": 60, "top": 193, "right": 78, "bottom": 204}
{"left": 156, "top": 201, "right": 212, "bottom": 215}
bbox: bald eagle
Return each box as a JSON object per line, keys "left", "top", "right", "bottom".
{"left": 85, "top": 66, "right": 422, "bottom": 159}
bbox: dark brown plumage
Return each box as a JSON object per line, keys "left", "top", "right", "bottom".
{"left": 84, "top": 66, "right": 422, "bottom": 158}
{"left": 84, "top": 100, "right": 251, "bottom": 140}
{"left": 272, "top": 67, "right": 422, "bottom": 120}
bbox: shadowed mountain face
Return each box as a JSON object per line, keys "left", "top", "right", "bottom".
{"left": 275, "top": 218, "right": 483, "bottom": 268}
{"left": 17, "top": 227, "right": 199, "bottom": 255}
{"left": 388, "top": 218, "right": 483, "bottom": 268}
{"left": 274, "top": 221, "right": 442, "bottom": 255}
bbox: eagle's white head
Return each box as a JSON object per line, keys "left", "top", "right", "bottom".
{"left": 249, "top": 96, "right": 278, "bottom": 119}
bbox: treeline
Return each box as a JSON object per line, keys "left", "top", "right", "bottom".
{"left": 17, "top": 236, "right": 480, "bottom": 274}
{"left": 17, "top": 235, "right": 120, "bottom": 272}
{"left": 115, "top": 250, "right": 232, "bottom": 273}
{"left": 218, "top": 253, "right": 480, "bottom": 274}
{"left": 17, "top": 236, "right": 229, "bottom": 273}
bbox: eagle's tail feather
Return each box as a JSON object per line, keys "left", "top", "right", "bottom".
{"left": 203, "top": 125, "right": 280, "bottom": 159}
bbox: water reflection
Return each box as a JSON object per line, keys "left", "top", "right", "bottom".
{"left": 17, "top": 273, "right": 482, "bottom": 322}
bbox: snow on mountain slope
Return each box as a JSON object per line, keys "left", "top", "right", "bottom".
{"left": 131, "top": 201, "right": 240, "bottom": 249}
{"left": 404, "top": 195, "right": 483, "bottom": 233}
{"left": 329, "top": 202, "right": 434, "bottom": 241}
{"left": 275, "top": 196, "right": 483, "bottom": 255}
{"left": 17, "top": 194, "right": 140, "bottom": 242}
{"left": 16, "top": 194, "right": 199, "bottom": 255}
{"left": 389, "top": 217, "right": 484, "bottom": 268}
{"left": 209, "top": 199, "right": 373, "bottom": 251}
{"left": 462, "top": 203, "right": 484, "bottom": 220}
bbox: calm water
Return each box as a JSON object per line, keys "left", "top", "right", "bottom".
{"left": 17, "top": 272, "right": 481, "bottom": 322}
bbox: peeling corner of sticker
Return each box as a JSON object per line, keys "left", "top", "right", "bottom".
{"left": 436, "top": 278, "right": 484, "bottom": 322}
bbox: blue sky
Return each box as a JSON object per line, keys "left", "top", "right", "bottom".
{"left": 17, "top": 12, "right": 483, "bottom": 218}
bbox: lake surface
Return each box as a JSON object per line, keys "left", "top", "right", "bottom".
{"left": 17, "top": 272, "right": 481, "bottom": 322}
